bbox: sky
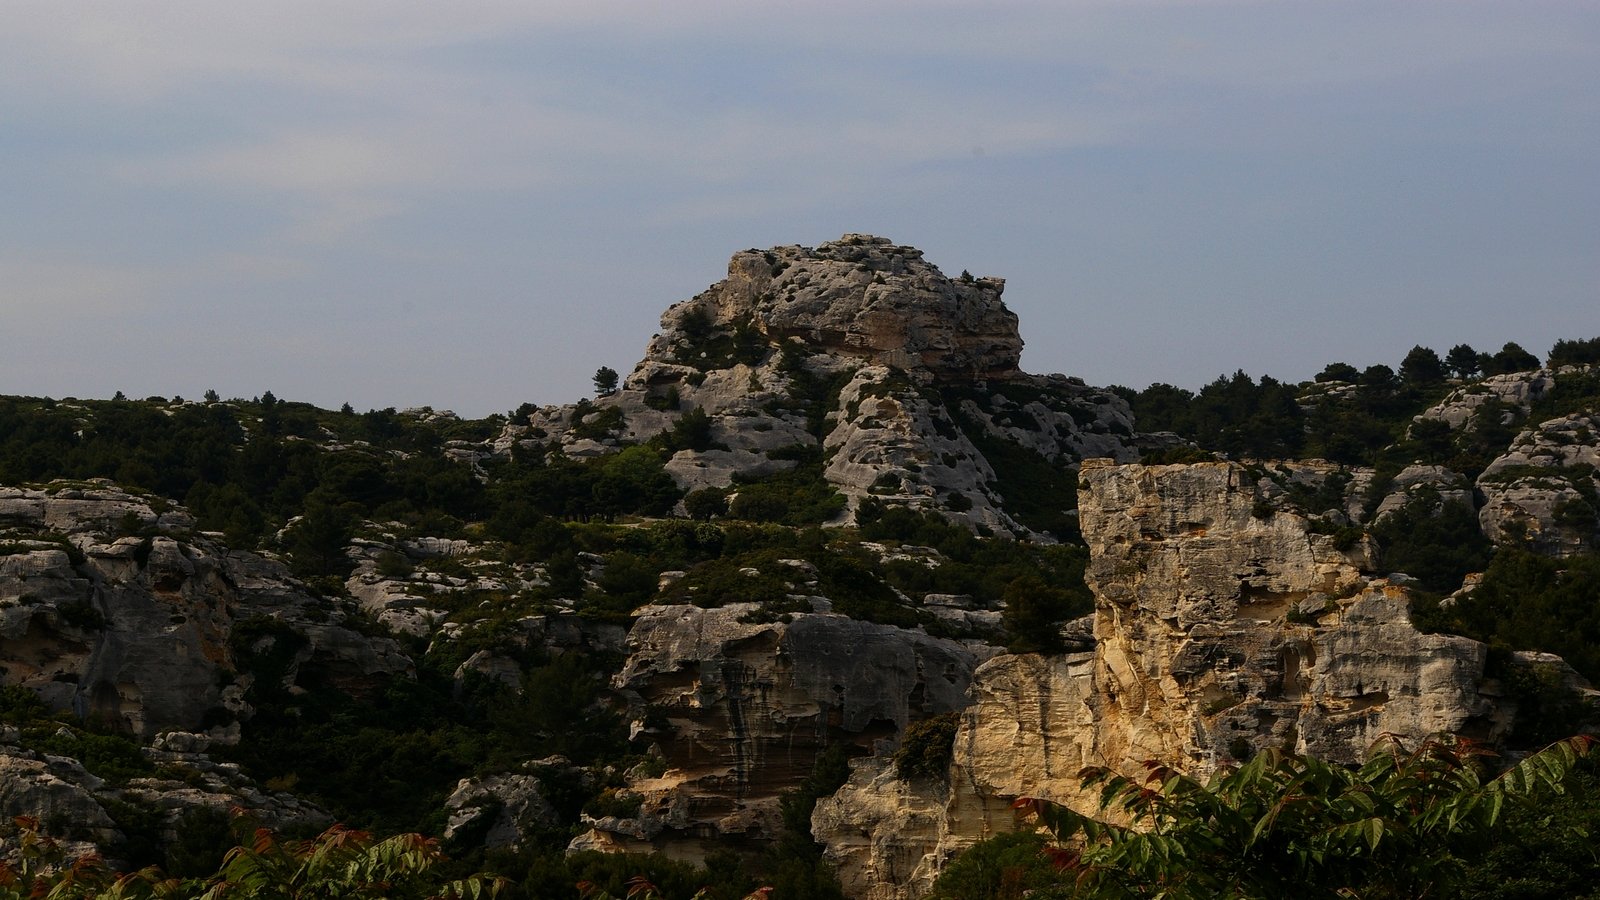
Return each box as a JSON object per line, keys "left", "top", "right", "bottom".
{"left": 2, "top": 1, "right": 1597, "bottom": 417}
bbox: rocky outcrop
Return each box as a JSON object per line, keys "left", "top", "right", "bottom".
{"left": 585, "top": 603, "right": 997, "bottom": 859}
{"left": 1417, "top": 370, "right": 1559, "bottom": 430}
{"left": 1371, "top": 464, "right": 1474, "bottom": 521}
{"left": 652, "top": 235, "right": 1022, "bottom": 381}
{"left": 0, "top": 483, "right": 412, "bottom": 738}
{"left": 0, "top": 727, "right": 327, "bottom": 858}
{"left": 1476, "top": 412, "right": 1600, "bottom": 555}
{"left": 444, "top": 768, "right": 564, "bottom": 851}
{"left": 497, "top": 236, "right": 1139, "bottom": 536}
{"left": 817, "top": 460, "right": 1575, "bottom": 900}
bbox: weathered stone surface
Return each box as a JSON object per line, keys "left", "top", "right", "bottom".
{"left": 0, "top": 751, "right": 119, "bottom": 849}
{"left": 444, "top": 772, "right": 560, "bottom": 850}
{"left": 819, "top": 460, "right": 1566, "bottom": 900}
{"left": 1477, "top": 412, "right": 1600, "bottom": 555}
{"left": 1372, "top": 464, "right": 1474, "bottom": 521}
{"left": 650, "top": 235, "right": 1022, "bottom": 380}
{"left": 0, "top": 732, "right": 325, "bottom": 857}
{"left": 812, "top": 757, "right": 958, "bottom": 900}
{"left": 596, "top": 603, "right": 993, "bottom": 860}
{"left": 1417, "top": 369, "right": 1560, "bottom": 430}
{"left": 0, "top": 484, "right": 412, "bottom": 739}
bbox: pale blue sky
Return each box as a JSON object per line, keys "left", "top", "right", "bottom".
{"left": 3, "top": 1, "right": 1597, "bottom": 416}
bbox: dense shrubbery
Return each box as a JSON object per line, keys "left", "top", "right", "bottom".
{"left": 894, "top": 713, "right": 960, "bottom": 782}
{"left": 964, "top": 736, "right": 1597, "bottom": 900}
{"left": 1414, "top": 548, "right": 1600, "bottom": 683}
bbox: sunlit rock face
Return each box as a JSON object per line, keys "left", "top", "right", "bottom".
{"left": 816, "top": 459, "right": 1587, "bottom": 900}
{"left": 648, "top": 235, "right": 1022, "bottom": 381}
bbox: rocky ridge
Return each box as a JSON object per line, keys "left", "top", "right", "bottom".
{"left": 500, "top": 235, "right": 1141, "bottom": 536}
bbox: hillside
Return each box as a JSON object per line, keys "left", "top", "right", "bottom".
{"left": 1, "top": 237, "right": 1598, "bottom": 899}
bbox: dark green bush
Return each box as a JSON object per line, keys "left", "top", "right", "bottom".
{"left": 895, "top": 712, "right": 960, "bottom": 782}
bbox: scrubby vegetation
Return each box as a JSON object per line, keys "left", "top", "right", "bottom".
{"left": 961, "top": 736, "right": 1598, "bottom": 900}
{"left": 2, "top": 331, "right": 1598, "bottom": 898}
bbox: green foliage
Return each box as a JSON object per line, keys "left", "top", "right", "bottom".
{"left": 1001, "top": 573, "right": 1090, "bottom": 653}
{"left": 590, "top": 445, "right": 683, "bottom": 522}
{"left": 1446, "top": 343, "right": 1482, "bottom": 379}
{"left": 728, "top": 454, "right": 844, "bottom": 527}
{"left": 37, "top": 727, "right": 156, "bottom": 785}
{"left": 814, "top": 551, "right": 919, "bottom": 628}
{"left": 583, "top": 788, "right": 643, "bottom": 819}
{"left": 895, "top": 712, "right": 960, "bottom": 782}
{"left": 927, "top": 831, "right": 1058, "bottom": 900}
{"left": 1485, "top": 341, "right": 1541, "bottom": 376}
{"left": 764, "top": 744, "right": 851, "bottom": 900}
{"left": 223, "top": 644, "right": 626, "bottom": 836}
{"left": 1314, "top": 362, "right": 1359, "bottom": 383}
{"left": 1127, "top": 372, "right": 1304, "bottom": 461}
{"left": 656, "top": 407, "right": 718, "bottom": 453}
{"left": 1548, "top": 336, "right": 1600, "bottom": 369}
{"left": 283, "top": 494, "right": 357, "bottom": 578}
{"left": 1415, "top": 548, "right": 1600, "bottom": 683}
{"left": 1367, "top": 491, "right": 1492, "bottom": 594}
{"left": 1399, "top": 345, "right": 1446, "bottom": 385}
{"left": 0, "top": 816, "right": 504, "bottom": 900}
{"left": 683, "top": 487, "right": 729, "bottom": 521}
{"left": 672, "top": 313, "right": 770, "bottom": 371}
{"left": 571, "top": 405, "right": 626, "bottom": 441}
{"left": 661, "top": 554, "right": 787, "bottom": 607}
{"left": 1454, "top": 760, "right": 1600, "bottom": 899}
{"left": 593, "top": 366, "right": 620, "bottom": 397}
{"left": 1017, "top": 736, "right": 1594, "bottom": 899}
{"left": 1139, "top": 446, "right": 1219, "bottom": 465}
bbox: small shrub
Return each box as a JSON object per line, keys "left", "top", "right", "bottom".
{"left": 895, "top": 712, "right": 960, "bottom": 782}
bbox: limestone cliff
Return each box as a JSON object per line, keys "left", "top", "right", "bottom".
{"left": 815, "top": 460, "right": 1592, "bottom": 900}
{"left": 0, "top": 482, "right": 421, "bottom": 854}
{"left": 1477, "top": 411, "right": 1600, "bottom": 555}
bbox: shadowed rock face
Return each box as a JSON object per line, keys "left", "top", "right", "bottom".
{"left": 815, "top": 460, "right": 1593, "bottom": 900}
{"left": 0, "top": 484, "right": 412, "bottom": 739}
{"left": 573, "top": 603, "right": 996, "bottom": 860}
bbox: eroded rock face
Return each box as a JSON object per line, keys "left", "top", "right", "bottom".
{"left": 444, "top": 771, "right": 561, "bottom": 851}
{"left": 0, "top": 484, "right": 412, "bottom": 738}
{"left": 1477, "top": 412, "right": 1600, "bottom": 555}
{"left": 0, "top": 728, "right": 327, "bottom": 859}
{"left": 1417, "top": 369, "right": 1560, "bottom": 430}
{"left": 1371, "top": 464, "right": 1474, "bottom": 521}
{"left": 817, "top": 460, "right": 1559, "bottom": 900}
{"left": 588, "top": 603, "right": 995, "bottom": 860}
